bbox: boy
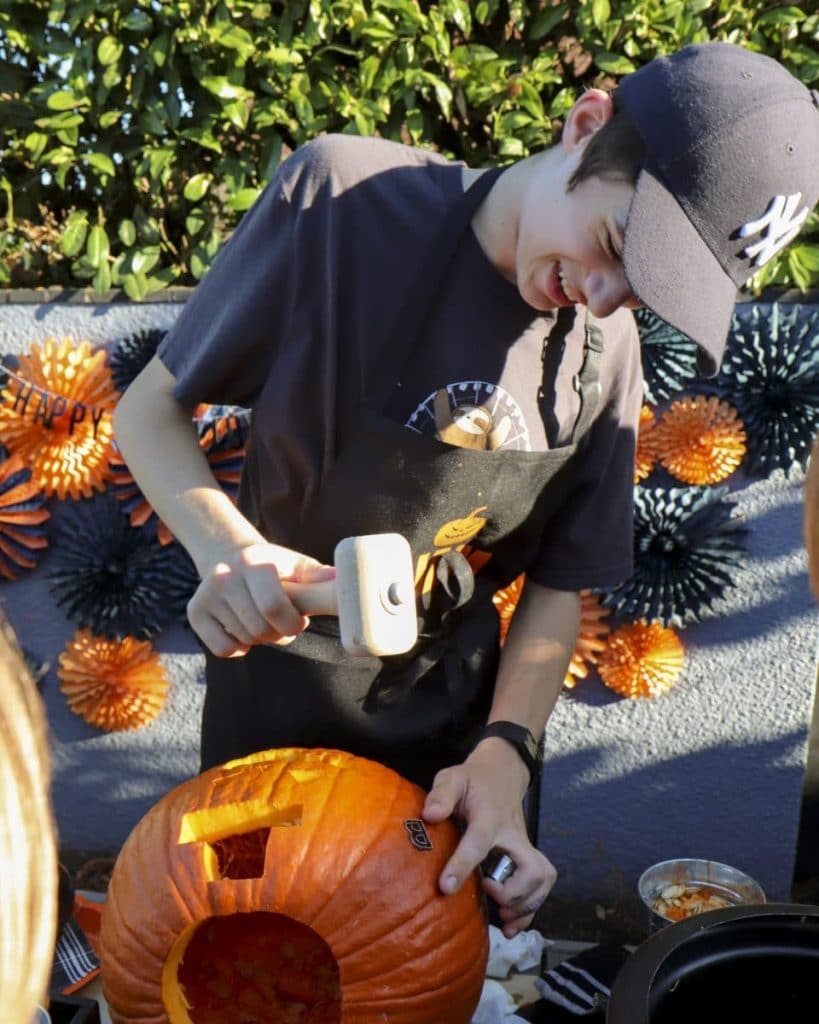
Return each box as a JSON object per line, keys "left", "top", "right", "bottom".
{"left": 114, "top": 42, "right": 819, "bottom": 936}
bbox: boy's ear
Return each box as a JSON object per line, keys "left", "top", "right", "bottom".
{"left": 561, "top": 89, "right": 614, "bottom": 152}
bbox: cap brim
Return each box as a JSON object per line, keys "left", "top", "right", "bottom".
{"left": 623, "top": 169, "right": 738, "bottom": 378}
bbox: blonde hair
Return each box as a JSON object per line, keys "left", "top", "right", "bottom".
{"left": 0, "top": 614, "right": 57, "bottom": 1023}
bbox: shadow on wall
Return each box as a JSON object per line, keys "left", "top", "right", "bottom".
{"left": 539, "top": 730, "right": 807, "bottom": 904}
{"left": 52, "top": 740, "right": 195, "bottom": 851}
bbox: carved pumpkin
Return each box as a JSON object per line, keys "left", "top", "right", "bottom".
{"left": 100, "top": 747, "right": 488, "bottom": 1024}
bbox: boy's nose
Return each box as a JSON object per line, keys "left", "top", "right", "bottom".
{"left": 585, "top": 269, "right": 637, "bottom": 318}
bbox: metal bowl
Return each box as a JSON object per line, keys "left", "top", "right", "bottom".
{"left": 638, "top": 858, "right": 765, "bottom": 931}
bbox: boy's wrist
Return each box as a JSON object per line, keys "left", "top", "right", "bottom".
{"left": 473, "top": 721, "right": 542, "bottom": 790}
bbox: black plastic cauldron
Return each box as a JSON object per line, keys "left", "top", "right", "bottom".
{"left": 607, "top": 903, "right": 819, "bottom": 1024}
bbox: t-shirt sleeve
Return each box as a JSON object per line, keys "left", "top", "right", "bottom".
{"left": 525, "top": 311, "right": 642, "bottom": 591}
{"left": 156, "top": 149, "right": 314, "bottom": 410}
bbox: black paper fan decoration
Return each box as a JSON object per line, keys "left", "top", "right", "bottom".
{"left": 107, "top": 327, "right": 168, "bottom": 391}
{"left": 599, "top": 485, "right": 747, "bottom": 628}
{"left": 161, "top": 540, "right": 201, "bottom": 625}
{"left": 47, "top": 493, "right": 194, "bottom": 639}
{"left": 635, "top": 309, "right": 700, "bottom": 404}
{"left": 712, "top": 302, "right": 819, "bottom": 476}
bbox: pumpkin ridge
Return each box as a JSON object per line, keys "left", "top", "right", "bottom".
{"left": 343, "top": 917, "right": 488, "bottom": 993}
{"left": 274, "top": 759, "right": 348, "bottom": 916}
{"left": 308, "top": 771, "right": 406, "bottom": 944}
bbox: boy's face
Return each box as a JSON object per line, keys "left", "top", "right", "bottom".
{"left": 515, "top": 171, "right": 640, "bottom": 319}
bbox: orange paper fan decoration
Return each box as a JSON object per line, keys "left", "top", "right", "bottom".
{"left": 563, "top": 591, "right": 612, "bottom": 688}
{"left": 635, "top": 404, "right": 660, "bottom": 482}
{"left": 597, "top": 620, "right": 684, "bottom": 699}
{"left": 654, "top": 395, "right": 746, "bottom": 485}
{"left": 58, "top": 629, "right": 169, "bottom": 731}
{"left": 493, "top": 579, "right": 612, "bottom": 688}
{"left": 0, "top": 338, "right": 119, "bottom": 499}
{"left": 0, "top": 452, "right": 50, "bottom": 578}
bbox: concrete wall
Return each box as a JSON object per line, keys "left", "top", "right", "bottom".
{"left": 1, "top": 296, "right": 816, "bottom": 910}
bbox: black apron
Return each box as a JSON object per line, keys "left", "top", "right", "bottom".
{"left": 201, "top": 167, "right": 604, "bottom": 792}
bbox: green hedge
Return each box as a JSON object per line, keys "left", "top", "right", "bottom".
{"left": 1, "top": 0, "right": 817, "bottom": 296}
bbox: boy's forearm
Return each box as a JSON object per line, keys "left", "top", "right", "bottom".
{"left": 488, "top": 581, "right": 580, "bottom": 737}
{"left": 113, "top": 357, "right": 266, "bottom": 575}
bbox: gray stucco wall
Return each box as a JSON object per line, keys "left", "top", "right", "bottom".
{"left": 1, "top": 298, "right": 816, "bottom": 910}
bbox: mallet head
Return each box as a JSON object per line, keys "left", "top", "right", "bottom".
{"left": 334, "top": 534, "right": 417, "bottom": 657}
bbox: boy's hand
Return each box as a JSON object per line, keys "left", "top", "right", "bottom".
{"left": 188, "top": 542, "right": 336, "bottom": 657}
{"left": 421, "top": 738, "right": 557, "bottom": 937}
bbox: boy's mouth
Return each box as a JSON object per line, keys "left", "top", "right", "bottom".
{"left": 551, "top": 262, "right": 574, "bottom": 305}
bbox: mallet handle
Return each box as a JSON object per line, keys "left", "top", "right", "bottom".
{"left": 281, "top": 579, "right": 339, "bottom": 618}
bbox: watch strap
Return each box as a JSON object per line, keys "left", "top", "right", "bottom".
{"left": 477, "top": 720, "right": 542, "bottom": 787}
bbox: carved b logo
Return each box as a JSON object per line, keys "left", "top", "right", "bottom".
{"left": 404, "top": 819, "right": 433, "bottom": 851}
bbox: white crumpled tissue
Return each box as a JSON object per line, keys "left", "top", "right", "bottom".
{"left": 470, "top": 925, "right": 550, "bottom": 1023}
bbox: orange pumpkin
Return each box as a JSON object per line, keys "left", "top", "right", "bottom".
{"left": 99, "top": 747, "right": 488, "bottom": 1024}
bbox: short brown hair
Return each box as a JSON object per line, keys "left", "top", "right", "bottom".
{"left": 567, "top": 98, "right": 645, "bottom": 192}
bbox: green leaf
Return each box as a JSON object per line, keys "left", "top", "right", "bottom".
{"left": 190, "top": 248, "right": 210, "bottom": 280}
{"left": 56, "top": 126, "right": 79, "bottom": 146}
{"left": 47, "top": 90, "right": 88, "bottom": 111}
{"left": 592, "top": 0, "right": 611, "bottom": 31}
{"left": 228, "top": 187, "right": 261, "bottom": 211}
{"left": 528, "top": 4, "right": 568, "bottom": 40}
{"left": 24, "top": 132, "right": 49, "bottom": 161}
{"left": 757, "top": 6, "right": 805, "bottom": 27}
{"left": 793, "top": 243, "right": 819, "bottom": 271}
{"left": 130, "top": 247, "right": 160, "bottom": 275}
{"left": 97, "top": 36, "right": 123, "bottom": 65}
{"left": 99, "top": 110, "right": 122, "bottom": 129}
{"left": 122, "top": 272, "right": 149, "bottom": 301}
{"left": 85, "top": 152, "right": 116, "bottom": 177}
{"left": 60, "top": 212, "right": 88, "bottom": 257}
{"left": 93, "top": 261, "right": 112, "bottom": 294}
{"left": 183, "top": 173, "right": 211, "bottom": 201}
{"left": 86, "top": 225, "right": 110, "bottom": 268}
{"left": 185, "top": 214, "right": 206, "bottom": 237}
{"left": 118, "top": 219, "right": 137, "bottom": 247}
{"left": 181, "top": 126, "right": 223, "bottom": 154}
{"left": 121, "top": 9, "right": 153, "bottom": 32}
{"left": 593, "top": 50, "right": 636, "bottom": 75}
{"left": 212, "top": 22, "right": 255, "bottom": 52}
{"left": 199, "top": 76, "right": 254, "bottom": 101}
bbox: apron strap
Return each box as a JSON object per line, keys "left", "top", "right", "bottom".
{"left": 568, "top": 313, "right": 605, "bottom": 445}
{"left": 365, "top": 165, "right": 507, "bottom": 409}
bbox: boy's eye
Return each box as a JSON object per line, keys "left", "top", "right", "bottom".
{"left": 604, "top": 232, "right": 619, "bottom": 260}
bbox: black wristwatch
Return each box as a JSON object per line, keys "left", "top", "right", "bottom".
{"left": 476, "top": 720, "right": 543, "bottom": 788}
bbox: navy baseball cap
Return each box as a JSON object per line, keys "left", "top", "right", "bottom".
{"left": 617, "top": 42, "right": 819, "bottom": 376}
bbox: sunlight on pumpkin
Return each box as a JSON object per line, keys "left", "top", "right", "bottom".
{"left": 165, "top": 913, "right": 341, "bottom": 1024}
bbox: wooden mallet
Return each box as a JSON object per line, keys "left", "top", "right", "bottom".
{"left": 283, "top": 533, "right": 417, "bottom": 657}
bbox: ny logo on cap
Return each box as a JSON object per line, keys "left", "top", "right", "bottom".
{"left": 738, "top": 193, "right": 808, "bottom": 267}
